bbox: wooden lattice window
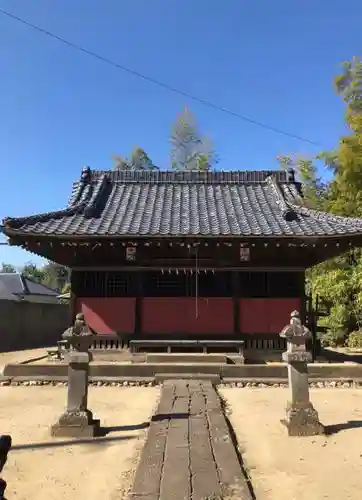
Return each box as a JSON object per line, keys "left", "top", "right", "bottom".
{"left": 143, "top": 271, "right": 190, "bottom": 297}
{"left": 267, "top": 272, "right": 304, "bottom": 298}
{"left": 194, "top": 271, "right": 233, "bottom": 297}
{"left": 238, "top": 272, "right": 268, "bottom": 297}
{"left": 72, "top": 271, "right": 137, "bottom": 297}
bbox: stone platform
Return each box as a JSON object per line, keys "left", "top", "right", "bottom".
{"left": 145, "top": 353, "right": 229, "bottom": 364}
{"left": 129, "top": 379, "right": 252, "bottom": 500}
{"left": 5, "top": 361, "right": 362, "bottom": 384}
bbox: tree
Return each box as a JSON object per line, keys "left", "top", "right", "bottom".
{"left": 0, "top": 263, "right": 16, "bottom": 273}
{"left": 20, "top": 261, "right": 69, "bottom": 291}
{"left": 113, "top": 146, "right": 158, "bottom": 171}
{"left": 277, "top": 57, "right": 362, "bottom": 346}
{"left": 42, "top": 262, "right": 70, "bottom": 290}
{"left": 323, "top": 57, "right": 362, "bottom": 217}
{"left": 277, "top": 154, "right": 327, "bottom": 210}
{"left": 21, "top": 262, "right": 46, "bottom": 283}
{"left": 334, "top": 56, "right": 362, "bottom": 115}
{"left": 169, "top": 107, "right": 218, "bottom": 171}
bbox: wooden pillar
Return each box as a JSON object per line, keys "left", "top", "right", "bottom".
{"left": 299, "top": 270, "right": 307, "bottom": 324}
{"left": 134, "top": 271, "right": 143, "bottom": 336}
{"left": 70, "top": 269, "right": 77, "bottom": 323}
{"left": 232, "top": 271, "right": 240, "bottom": 336}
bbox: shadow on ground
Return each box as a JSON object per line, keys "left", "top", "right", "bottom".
{"left": 99, "top": 412, "right": 189, "bottom": 436}
{"left": 10, "top": 413, "right": 190, "bottom": 451}
{"left": 322, "top": 348, "right": 362, "bottom": 364}
{"left": 325, "top": 420, "right": 362, "bottom": 435}
{"left": 11, "top": 434, "right": 136, "bottom": 451}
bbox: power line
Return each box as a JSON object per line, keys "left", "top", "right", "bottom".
{"left": 0, "top": 8, "right": 321, "bottom": 147}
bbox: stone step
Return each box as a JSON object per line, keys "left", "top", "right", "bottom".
{"left": 155, "top": 372, "right": 221, "bottom": 384}
{"left": 146, "top": 353, "right": 227, "bottom": 364}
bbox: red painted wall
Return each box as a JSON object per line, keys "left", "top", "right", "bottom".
{"left": 142, "top": 298, "right": 234, "bottom": 334}
{"left": 76, "top": 297, "right": 135, "bottom": 334}
{"left": 239, "top": 298, "right": 301, "bottom": 334}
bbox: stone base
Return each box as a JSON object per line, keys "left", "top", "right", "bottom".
{"left": 51, "top": 410, "right": 101, "bottom": 438}
{"left": 281, "top": 402, "right": 325, "bottom": 437}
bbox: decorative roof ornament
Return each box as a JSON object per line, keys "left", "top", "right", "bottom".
{"left": 287, "top": 167, "right": 295, "bottom": 182}
{"left": 80, "top": 166, "right": 91, "bottom": 184}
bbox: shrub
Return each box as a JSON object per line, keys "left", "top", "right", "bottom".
{"left": 319, "top": 330, "right": 346, "bottom": 348}
{"left": 346, "top": 330, "right": 362, "bottom": 349}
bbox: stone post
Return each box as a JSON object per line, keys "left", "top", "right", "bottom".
{"left": 0, "top": 435, "right": 12, "bottom": 500}
{"left": 51, "top": 314, "right": 100, "bottom": 438}
{"left": 279, "top": 311, "right": 324, "bottom": 437}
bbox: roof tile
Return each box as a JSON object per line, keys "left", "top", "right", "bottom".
{"left": 3, "top": 169, "right": 362, "bottom": 238}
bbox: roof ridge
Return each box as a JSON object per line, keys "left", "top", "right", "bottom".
{"left": 90, "top": 169, "right": 291, "bottom": 184}
{"left": 3, "top": 167, "right": 95, "bottom": 229}
{"left": 266, "top": 176, "right": 297, "bottom": 221}
{"left": 23, "top": 275, "right": 59, "bottom": 294}
{"left": 292, "top": 204, "right": 362, "bottom": 226}
{"left": 19, "top": 274, "right": 29, "bottom": 294}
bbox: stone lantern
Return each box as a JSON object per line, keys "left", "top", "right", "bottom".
{"left": 279, "top": 311, "right": 324, "bottom": 436}
{"left": 51, "top": 314, "right": 101, "bottom": 438}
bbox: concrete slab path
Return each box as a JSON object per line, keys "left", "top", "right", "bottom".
{"left": 129, "top": 380, "right": 252, "bottom": 500}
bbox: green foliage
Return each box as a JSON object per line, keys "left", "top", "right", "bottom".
{"left": 346, "top": 330, "right": 362, "bottom": 349}
{"left": 42, "top": 262, "right": 70, "bottom": 290}
{"left": 0, "top": 263, "right": 16, "bottom": 273}
{"left": 334, "top": 56, "right": 362, "bottom": 115}
{"left": 170, "top": 106, "right": 218, "bottom": 171}
{"left": 3, "top": 260, "right": 70, "bottom": 291}
{"left": 308, "top": 252, "right": 362, "bottom": 339}
{"left": 112, "top": 107, "right": 218, "bottom": 171}
{"left": 277, "top": 154, "right": 327, "bottom": 209}
{"left": 22, "top": 262, "right": 46, "bottom": 283}
{"left": 58, "top": 282, "right": 71, "bottom": 304}
{"left": 319, "top": 329, "right": 346, "bottom": 348}
{"left": 61, "top": 282, "right": 71, "bottom": 294}
{"left": 322, "top": 57, "right": 362, "bottom": 217}
{"left": 279, "top": 57, "right": 362, "bottom": 345}
{"left": 113, "top": 146, "right": 158, "bottom": 171}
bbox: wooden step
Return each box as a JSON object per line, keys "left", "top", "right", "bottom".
{"left": 146, "top": 353, "right": 227, "bottom": 364}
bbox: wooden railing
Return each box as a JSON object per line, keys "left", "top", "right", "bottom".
{"left": 57, "top": 334, "right": 293, "bottom": 354}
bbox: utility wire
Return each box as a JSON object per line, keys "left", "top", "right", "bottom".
{"left": 0, "top": 8, "right": 321, "bottom": 146}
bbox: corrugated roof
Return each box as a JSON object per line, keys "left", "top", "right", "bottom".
{"left": 3, "top": 169, "right": 362, "bottom": 238}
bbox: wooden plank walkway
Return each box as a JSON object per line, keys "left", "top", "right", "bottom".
{"left": 129, "top": 380, "right": 252, "bottom": 500}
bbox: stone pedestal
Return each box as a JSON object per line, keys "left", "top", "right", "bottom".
{"left": 280, "top": 312, "right": 324, "bottom": 437}
{"left": 51, "top": 351, "right": 100, "bottom": 438}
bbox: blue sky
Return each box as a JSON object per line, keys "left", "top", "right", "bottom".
{"left": 0, "top": 0, "right": 360, "bottom": 267}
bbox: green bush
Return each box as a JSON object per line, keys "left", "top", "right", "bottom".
{"left": 346, "top": 331, "right": 362, "bottom": 349}
{"left": 319, "top": 330, "right": 346, "bottom": 348}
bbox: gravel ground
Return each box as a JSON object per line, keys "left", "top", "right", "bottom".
{"left": 0, "top": 386, "right": 160, "bottom": 500}
{"left": 220, "top": 387, "right": 362, "bottom": 500}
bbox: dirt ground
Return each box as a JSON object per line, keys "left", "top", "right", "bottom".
{"left": 0, "top": 348, "right": 47, "bottom": 373}
{"left": 220, "top": 388, "right": 362, "bottom": 500}
{"left": 0, "top": 386, "right": 160, "bottom": 500}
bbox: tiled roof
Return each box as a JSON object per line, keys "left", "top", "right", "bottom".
{"left": 0, "top": 273, "right": 59, "bottom": 300}
{"left": 3, "top": 169, "right": 362, "bottom": 239}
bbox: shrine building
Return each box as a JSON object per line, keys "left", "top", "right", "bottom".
{"left": 3, "top": 168, "right": 362, "bottom": 353}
